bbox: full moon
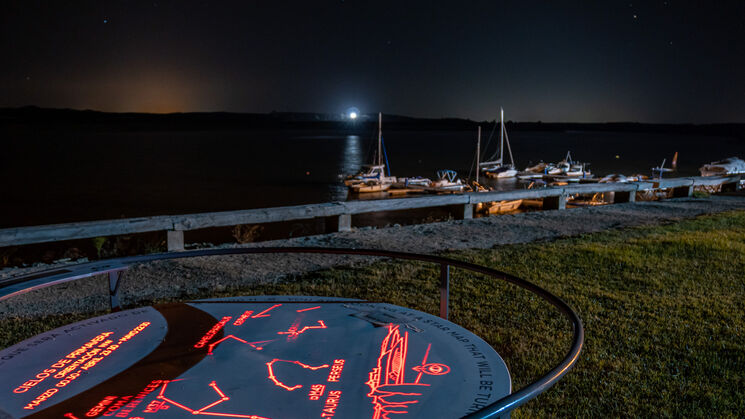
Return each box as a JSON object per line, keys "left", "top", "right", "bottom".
{"left": 346, "top": 107, "right": 360, "bottom": 120}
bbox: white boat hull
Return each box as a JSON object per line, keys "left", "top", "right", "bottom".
{"left": 484, "top": 167, "right": 518, "bottom": 178}
{"left": 495, "top": 169, "right": 518, "bottom": 178}
{"left": 351, "top": 182, "right": 392, "bottom": 193}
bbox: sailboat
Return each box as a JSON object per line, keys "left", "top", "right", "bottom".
{"left": 346, "top": 112, "right": 396, "bottom": 193}
{"left": 479, "top": 108, "right": 517, "bottom": 178}
{"left": 651, "top": 152, "right": 678, "bottom": 178}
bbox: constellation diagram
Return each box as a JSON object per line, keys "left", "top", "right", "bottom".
{"left": 207, "top": 336, "right": 273, "bottom": 355}
{"left": 155, "top": 303, "right": 337, "bottom": 417}
{"left": 366, "top": 324, "right": 451, "bottom": 419}
{"left": 265, "top": 359, "right": 331, "bottom": 391}
{"left": 205, "top": 304, "right": 327, "bottom": 354}
{"left": 156, "top": 380, "right": 269, "bottom": 419}
{"left": 277, "top": 320, "right": 327, "bottom": 341}
{"left": 139, "top": 303, "right": 453, "bottom": 418}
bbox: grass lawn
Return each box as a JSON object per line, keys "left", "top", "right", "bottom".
{"left": 2, "top": 211, "right": 744, "bottom": 417}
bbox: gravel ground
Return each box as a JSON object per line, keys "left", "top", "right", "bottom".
{"left": 3, "top": 195, "right": 745, "bottom": 318}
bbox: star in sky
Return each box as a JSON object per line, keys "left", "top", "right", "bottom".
{"left": 0, "top": 0, "right": 742, "bottom": 123}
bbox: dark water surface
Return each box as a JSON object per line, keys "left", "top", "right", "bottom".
{"left": 3, "top": 128, "right": 744, "bottom": 228}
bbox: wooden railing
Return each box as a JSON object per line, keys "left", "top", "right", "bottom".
{"left": 0, "top": 175, "right": 739, "bottom": 251}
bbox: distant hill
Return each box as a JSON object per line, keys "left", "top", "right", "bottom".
{"left": 1, "top": 106, "right": 743, "bottom": 138}
{"left": 0, "top": 106, "right": 478, "bottom": 131}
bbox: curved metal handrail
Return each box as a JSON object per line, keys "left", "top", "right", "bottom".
{"left": 0, "top": 247, "right": 583, "bottom": 417}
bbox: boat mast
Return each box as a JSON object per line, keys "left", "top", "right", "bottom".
{"left": 476, "top": 125, "right": 481, "bottom": 183}
{"left": 378, "top": 112, "right": 383, "bottom": 167}
{"left": 499, "top": 108, "right": 504, "bottom": 165}
{"left": 503, "top": 116, "right": 515, "bottom": 168}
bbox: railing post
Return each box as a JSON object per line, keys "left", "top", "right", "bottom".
{"left": 337, "top": 214, "right": 352, "bottom": 232}
{"left": 462, "top": 204, "right": 474, "bottom": 220}
{"left": 613, "top": 190, "right": 635, "bottom": 203}
{"left": 108, "top": 271, "right": 122, "bottom": 312}
{"left": 440, "top": 263, "right": 449, "bottom": 320}
{"left": 167, "top": 230, "right": 185, "bottom": 251}
{"left": 721, "top": 181, "right": 739, "bottom": 193}
{"left": 672, "top": 185, "right": 693, "bottom": 198}
{"left": 543, "top": 194, "right": 567, "bottom": 210}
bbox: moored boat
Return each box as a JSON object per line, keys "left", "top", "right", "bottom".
{"left": 699, "top": 156, "right": 745, "bottom": 176}
{"left": 397, "top": 176, "right": 432, "bottom": 187}
{"left": 345, "top": 164, "right": 395, "bottom": 186}
{"left": 480, "top": 199, "right": 523, "bottom": 214}
{"left": 550, "top": 151, "right": 591, "bottom": 177}
{"left": 431, "top": 170, "right": 466, "bottom": 192}
{"left": 479, "top": 108, "right": 518, "bottom": 178}
{"left": 599, "top": 174, "right": 629, "bottom": 183}
{"left": 524, "top": 162, "right": 548, "bottom": 173}
{"left": 346, "top": 113, "right": 396, "bottom": 193}
{"left": 350, "top": 181, "right": 392, "bottom": 193}
{"left": 651, "top": 152, "right": 678, "bottom": 178}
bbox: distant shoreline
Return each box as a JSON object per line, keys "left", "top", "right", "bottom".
{"left": 2, "top": 106, "right": 744, "bottom": 137}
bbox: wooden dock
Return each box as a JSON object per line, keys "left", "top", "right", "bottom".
{"left": 0, "top": 175, "right": 740, "bottom": 251}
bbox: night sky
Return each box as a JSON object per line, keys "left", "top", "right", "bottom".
{"left": 2, "top": 1, "right": 744, "bottom": 123}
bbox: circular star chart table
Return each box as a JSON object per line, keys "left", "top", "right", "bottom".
{"left": 0, "top": 296, "right": 510, "bottom": 418}
{"left": 0, "top": 247, "right": 584, "bottom": 418}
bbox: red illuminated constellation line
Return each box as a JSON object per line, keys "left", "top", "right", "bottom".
{"left": 411, "top": 344, "right": 451, "bottom": 383}
{"left": 251, "top": 304, "right": 282, "bottom": 318}
{"left": 366, "top": 324, "right": 451, "bottom": 419}
{"left": 278, "top": 320, "right": 327, "bottom": 340}
{"left": 207, "top": 335, "right": 276, "bottom": 355}
{"left": 266, "top": 359, "right": 330, "bottom": 391}
{"left": 210, "top": 316, "right": 327, "bottom": 354}
{"left": 296, "top": 306, "right": 321, "bottom": 312}
{"left": 157, "top": 380, "right": 270, "bottom": 419}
